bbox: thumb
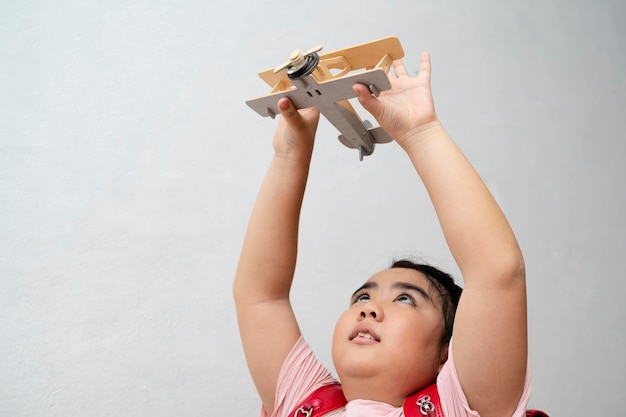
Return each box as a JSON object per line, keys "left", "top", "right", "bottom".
{"left": 278, "top": 98, "right": 305, "bottom": 127}
{"left": 353, "top": 84, "right": 383, "bottom": 118}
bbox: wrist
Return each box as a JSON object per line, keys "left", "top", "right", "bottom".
{"left": 271, "top": 150, "right": 313, "bottom": 172}
{"left": 272, "top": 139, "right": 314, "bottom": 166}
{"left": 396, "top": 119, "right": 447, "bottom": 153}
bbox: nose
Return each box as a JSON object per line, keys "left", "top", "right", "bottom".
{"left": 358, "top": 303, "right": 383, "bottom": 321}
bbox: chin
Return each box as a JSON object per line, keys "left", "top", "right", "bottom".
{"left": 333, "top": 352, "right": 383, "bottom": 380}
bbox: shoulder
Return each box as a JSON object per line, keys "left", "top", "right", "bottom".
{"left": 436, "top": 339, "right": 532, "bottom": 417}
{"left": 267, "top": 337, "right": 338, "bottom": 417}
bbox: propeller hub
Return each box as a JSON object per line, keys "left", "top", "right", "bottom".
{"left": 286, "top": 52, "right": 320, "bottom": 80}
{"left": 273, "top": 45, "right": 323, "bottom": 74}
{"left": 288, "top": 49, "right": 306, "bottom": 68}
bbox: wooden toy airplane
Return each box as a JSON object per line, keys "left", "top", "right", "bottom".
{"left": 246, "top": 36, "right": 405, "bottom": 160}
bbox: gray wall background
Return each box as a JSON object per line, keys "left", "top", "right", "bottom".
{"left": 2, "top": 1, "right": 625, "bottom": 415}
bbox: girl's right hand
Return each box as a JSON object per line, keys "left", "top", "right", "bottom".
{"left": 272, "top": 98, "right": 320, "bottom": 161}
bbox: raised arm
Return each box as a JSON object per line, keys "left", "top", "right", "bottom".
{"left": 354, "top": 53, "right": 527, "bottom": 417}
{"left": 233, "top": 99, "right": 320, "bottom": 415}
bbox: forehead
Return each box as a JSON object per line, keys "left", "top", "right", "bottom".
{"left": 367, "top": 267, "right": 431, "bottom": 286}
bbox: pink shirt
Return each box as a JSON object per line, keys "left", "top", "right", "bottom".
{"left": 260, "top": 336, "right": 531, "bottom": 417}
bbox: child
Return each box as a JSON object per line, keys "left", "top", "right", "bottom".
{"left": 233, "top": 52, "right": 531, "bottom": 417}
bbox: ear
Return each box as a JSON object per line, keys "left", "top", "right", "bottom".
{"left": 437, "top": 343, "right": 449, "bottom": 373}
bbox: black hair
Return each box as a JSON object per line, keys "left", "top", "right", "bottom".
{"left": 390, "top": 259, "right": 463, "bottom": 346}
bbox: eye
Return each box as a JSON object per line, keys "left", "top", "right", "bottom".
{"left": 351, "top": 291, "right": 370, "bottom": 304}
{"left": 395, "top": 293, "right": 416, "bottom": 306}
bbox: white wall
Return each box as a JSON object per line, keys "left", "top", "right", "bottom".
{"left": 1, "top": 1, "right": 625, "bottom": 415}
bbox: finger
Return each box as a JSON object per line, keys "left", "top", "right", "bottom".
{"left": 417, "top": 51, "right": 431, "bottom": 82}
{"left": 392, "top": 59, "right": 409, "bottom": 78}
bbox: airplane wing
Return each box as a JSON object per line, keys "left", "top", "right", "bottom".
{"left": 245, "top": 68, "right": 391, "bottom": 119}
{"left": 255, "top": 36, "right": 404, "bottom": 91}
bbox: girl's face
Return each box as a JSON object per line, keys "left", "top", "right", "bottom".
{"left": 332, "top": 268, "right": 448, "bottom": 402}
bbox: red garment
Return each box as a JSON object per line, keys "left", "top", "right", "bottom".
{"left": 260, "top": 336, "right": 532, "bottom": 417}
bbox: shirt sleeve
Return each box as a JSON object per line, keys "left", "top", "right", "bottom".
{"left": 436, "top": 338, "right": 532, "bottom": 417}
{"left": 259, "top": 336, "right": 338, "bottom": 417}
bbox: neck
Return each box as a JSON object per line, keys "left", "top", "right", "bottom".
{"left": 340, "top": 375, "right": 406, "bottom": 407}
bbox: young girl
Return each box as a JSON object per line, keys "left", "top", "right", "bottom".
{"left": 233, "top": 52, "right": 531, "bottom": 417}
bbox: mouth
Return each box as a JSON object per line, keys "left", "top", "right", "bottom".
{"left": 350, "top": 327, "right": 380, "bottom": 343}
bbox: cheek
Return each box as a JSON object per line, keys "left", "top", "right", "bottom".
{"left": 331, "top": 312, "right": 348, "bottom": 365}
{"left": 391, "top": 312, "right": 440, "bottom": 347}
{"left": 392, "top": 315, "right": 445, "bottom": 367}
{"left": 332, "top": 311, "right": 350, "bottom": 344}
